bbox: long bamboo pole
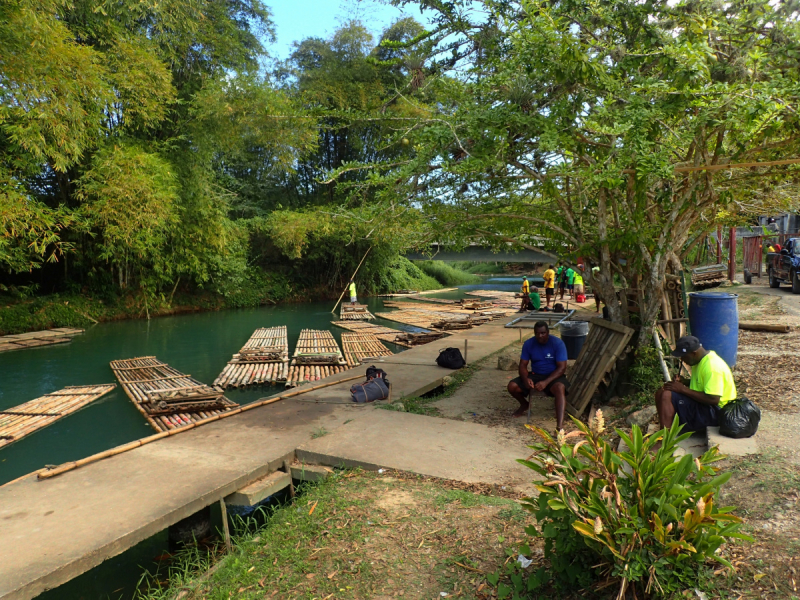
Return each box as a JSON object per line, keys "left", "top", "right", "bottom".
{"left": 34, "top": 373, "right": 363, "bottom": 482}
{"left": 331, "top": 246, "right": 372, "bottom": 314}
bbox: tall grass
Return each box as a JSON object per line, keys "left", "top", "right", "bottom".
{"left": 412, "top": 261, "right": 481, "bottom": 286}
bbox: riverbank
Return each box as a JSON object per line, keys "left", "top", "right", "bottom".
{"left": 0, "top": 261, "right": 481, "bottom": 336}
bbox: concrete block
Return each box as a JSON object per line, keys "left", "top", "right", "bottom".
{"left": 291, "top": 463, "right": 333, "bottom": 482}
{"left": 225, "top": 471, "right": 291, "bottom": 507}
{"left": 707, "top": 426, "right": 758, "bottom": 457}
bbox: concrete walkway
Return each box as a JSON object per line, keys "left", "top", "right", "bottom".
{"left": 0, "top": 320, "right": 524, "bottom": 600}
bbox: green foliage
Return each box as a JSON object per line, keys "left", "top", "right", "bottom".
{"left": 509, "top": 416, "right": 749, "bottom": 597}
{"left": 334, "top": 0, "right": 800, "bottom": 334}
{"left": 412, "top": 260, "right": 480, "bottom": 286}
{"left": 451, "top": 261, "right": 508, "bottom": 275}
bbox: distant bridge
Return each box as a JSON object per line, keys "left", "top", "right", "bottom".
{"left": 405, "top": 244, "right": 557, "bottom": 263}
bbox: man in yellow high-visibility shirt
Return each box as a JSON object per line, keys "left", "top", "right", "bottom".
{"left": 542, "top": 265, "right": 556, "bottom": 309}
{"left": 349, "top": 279, "right": 357, "bottom": 305}
{"left": 655, "top": 336, "right": 737, "bottom": 432}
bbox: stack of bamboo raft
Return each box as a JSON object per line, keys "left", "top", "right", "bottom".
{"left": 214, "top": 326, "right": 289, "bottom": 388}
{"left": 393, "top": 331, "right": 448, "bottom": 346}
{"left": 0, "top": 327, "right": 84, "bottom": 354}
{"left": 340, "top": 303, "right": 375, "bottom": 320}
{"left": 286, "top": 330, "right": 348, "bottom": 386}
{"left": 690, "top": 264, "right": 727, "bottom": 288}
{"left": 0, "top": 384, "right": 116, "bottom": 448}
{"left": 465, "top": 290, "right": 520, "bottom": 308}
{"left": 331, "top": 321, "right": 416, "bottom": 348}
{"left": 377, "top": 300, "right": 509, "bottom": 330}
{"left": 340, "top": 332, "right": 392, "bottom": 366}
{"left": 111, "top": 357, "right": 238, "bottom": 432}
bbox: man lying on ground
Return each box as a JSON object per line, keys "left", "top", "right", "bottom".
{"left": 655, "top": 335, "right": 737, "bottom": 432}
{"left": 506, "top": 322, "right": 569, "bottom": 429}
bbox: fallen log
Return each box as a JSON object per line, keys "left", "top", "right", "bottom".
{"left": 738, "top": 322, "right": 791, "bottom": 333}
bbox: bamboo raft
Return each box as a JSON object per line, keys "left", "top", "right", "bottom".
{"left": 110, "top": 357, "right": 238, "bottom": 432}
{"left": 286, "top": 330, "right": 348, "bottom": 386}
{"left": 0, "top": 384, "right": 116, "bottom": 448}
{"left": 339, "top": 303, "right": 375, "bottom": 320}
{"left": 0, "top": 327, "right": 85, "bottom": 354}
{"left": 331, "top": 321, "right": 416, "bottom": 348}
{"left": 341, "top": 332, "right": 393, "bottom": 366}
{"left": 393, "top": 331, "right": 448, "bottom": 346}
{"left": 214, "top": 326, "right": 289, "bottom": 388}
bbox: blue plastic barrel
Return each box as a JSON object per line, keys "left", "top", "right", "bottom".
{"left": 687, "top": 292, "right": 739, "bottom": 367}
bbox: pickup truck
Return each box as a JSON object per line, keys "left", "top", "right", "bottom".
{"left": 768, "top": 237, "right": 800, "bottom": 293}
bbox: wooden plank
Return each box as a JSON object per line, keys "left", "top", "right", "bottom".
{"left": 564, "top": 320, "right": 634, "bottom": 417}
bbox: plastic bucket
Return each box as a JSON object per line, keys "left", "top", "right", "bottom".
{"left": 688, "top": 292, "right": 739, "bottom": 367}
{"left": 560, "top": 321, "right": 589, "bottom": 360}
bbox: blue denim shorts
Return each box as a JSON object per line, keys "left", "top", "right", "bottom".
{"left": 672, "top": 392, "right": 719, "bottom": 433}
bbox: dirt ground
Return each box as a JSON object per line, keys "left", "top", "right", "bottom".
{"left": 424, "top": 282, "right": 800, "bottom": 599}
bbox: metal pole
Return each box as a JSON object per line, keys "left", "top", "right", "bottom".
{"left": 716, "top": 225, "right": 722, "bottom": 263}
{"left": 728, "top": 226, "right": 736, "bottom": 282}
{"left": 464, "top": 339, "right": 468, "bottom": 364}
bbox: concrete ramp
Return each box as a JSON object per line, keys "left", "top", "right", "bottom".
{"left": 297, "top": 409, "right": 534, "bottom": 491}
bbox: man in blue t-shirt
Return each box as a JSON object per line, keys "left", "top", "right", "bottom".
{"left": 507, "top": 321, "right": 570, "bottom": 429}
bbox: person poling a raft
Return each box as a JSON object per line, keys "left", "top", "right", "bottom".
{"left": 349, "top": 279, "right": 357, "bottom": 306}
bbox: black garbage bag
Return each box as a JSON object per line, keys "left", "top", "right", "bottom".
{"left": 718, "top": 397, "right": 761, "bottom": 439}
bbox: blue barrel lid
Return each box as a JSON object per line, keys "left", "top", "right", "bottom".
{"left": 688, "top": 292, "right": 739, "bottom": 300}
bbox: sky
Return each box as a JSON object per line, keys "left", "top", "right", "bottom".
{"left": 267, "top": 0, "right": 433, "bottom": 61}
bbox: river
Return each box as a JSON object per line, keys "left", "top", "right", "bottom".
{"left": 0, "top": 275, "right": 536, "bottom": 599}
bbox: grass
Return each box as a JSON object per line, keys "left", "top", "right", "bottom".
{"left": 412, "top": 260, "right": 481, "bottom": 286}
{"left": 310, "top": 427, "right": 328, "bottom": 439}
{"left": 135, "top": 470, "right": 529, "bottom": 600}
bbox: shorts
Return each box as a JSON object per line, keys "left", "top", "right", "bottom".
{"left": 511, "top": 373, "right": 569, "bottom": 398}
{"left": 568, "top": 284, "right": 574, "bottom": 291}
{"left": 350, "top": 295, "right": 357, "bottom": 303}
{"left": 558, "top": 281, "right": 566, "bottom": 290}
{"left": 671, "top": 392, "right": 719, "bottom": 432}
{"left": 545, "top": 288, "right": 554, "bottom": 297}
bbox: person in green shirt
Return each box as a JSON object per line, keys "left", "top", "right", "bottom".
{"left": 655, "top": 336, "right": 737, "bottom": 432}
{"left": 565, "top": 267, "right": 576, "bottom": 298}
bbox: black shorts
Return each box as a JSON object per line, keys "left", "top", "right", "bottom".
{"left": 671, "top": 392, "right": 719, "bottom": 433}
{"left": 546, "top": 288, "right": 554, "bottom": 297}
{"left": 558, "top": 281, "right": 566, "bottom": 290}
{"left": 511, "top": 373, "right": 569, "bottom": 398}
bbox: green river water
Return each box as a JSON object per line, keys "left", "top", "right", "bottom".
{"left": 0, "top": 277, "right": 534, "bottom": 599}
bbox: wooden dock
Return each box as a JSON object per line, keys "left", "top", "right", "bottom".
{"left": 339, "top": 303, "right": 375, "bottom": 320}
{"left": 110, "top": 357, "right": 238, "bottom": 432}
{"left": 340, "top": 332, "right": 392, "bottom": 366}
{"left": 214, "top": 326, "right": 289, "bottom": 388}
{"left": 0, "top": 327, "right": 84, "bottom": 353}
{"left": 0, "top": 384, "right": 116, "bottom": 448}
{"left": 286, "top": 330, "right": 348, "bottom": 386}
{"left": 331, "top": 321, "right": 415, "bottom": 348}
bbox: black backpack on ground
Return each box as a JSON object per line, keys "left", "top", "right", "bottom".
{"left": 365, "top": 365, "right": 389, "bottom": 385}
{"left": 436, "top": 347, "right": 465, "bottom": 369}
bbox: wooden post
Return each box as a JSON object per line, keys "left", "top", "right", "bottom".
{"left": 464, "top": 339, "right": 468, "bottom": 364}
{"left": 219, "top": 499, "right": 232, "bottom": 553}
{"left": 728, "top": 227, "right": 736, "bottom": 282}
{"left": 283, "top": 459, "right": 295, "bottom": 498}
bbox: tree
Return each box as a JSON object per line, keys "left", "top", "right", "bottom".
{"left": 348, "top": 0, "right": 800, "bottom": 342}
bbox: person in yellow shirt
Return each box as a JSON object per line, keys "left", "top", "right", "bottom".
{"left": 655, "top": 336, "right": 737, "bottom": 432}
{"left": 542, "top": 264, "right": 556, "bottom": 308}
{"left": 349, "top": 279, "right": 357, "bottom": 305}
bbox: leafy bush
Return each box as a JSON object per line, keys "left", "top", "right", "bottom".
{"left": 412, "top": 260, "right": 480, "bottom": 286}
{"left": 376, "top": 256, "right": 441, "bottom": 292}
{"left": 507, "top": 415, "right": 748, "bottom": 598}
